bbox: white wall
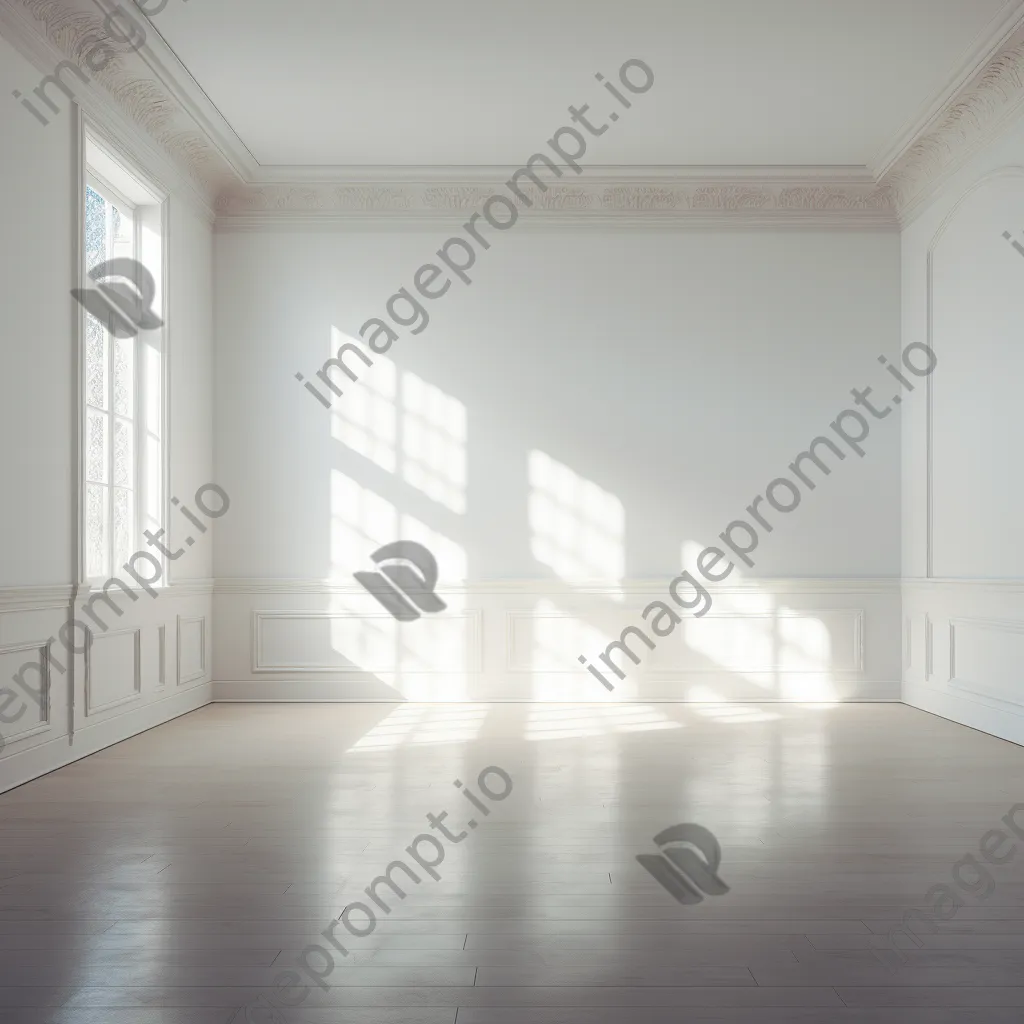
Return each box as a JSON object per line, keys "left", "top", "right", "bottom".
{"left": 0, "top": 34, "right": 75, "bottom": 589}
{"left": 0, "top": 35, "right": 215, "bottom": 792}
{"left": 214, "top": 224, "right": 902, "bottom": 701}
{"left": 900, "top": 114, "right": 1024, "bottom": 744}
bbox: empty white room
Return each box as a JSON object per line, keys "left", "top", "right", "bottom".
{"left": 2, "top": 1, "right": 1024, "bottom": 1021}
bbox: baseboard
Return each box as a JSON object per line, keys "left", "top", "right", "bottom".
{"left": 904, "top": 679, "right": 1024, "bottom": 748}
{"left": 212, "top": 678, "right": 904, "bottom": 703}
{"left": 0, "top": 683, "right": 212, "bottom": 796}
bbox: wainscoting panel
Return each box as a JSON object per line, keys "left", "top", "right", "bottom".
{"left": 903, "top": 580, "right": 1024, "bottom": 747}
{"left": 0, "top": 638, "right": 51, "bottom": 744}
{"left": 177, "top": 614, "right": 208, "bottom": 686}
{"left": 251, "top": 609, "right": 483, "bottom": 676}
{"left": 0, "top": 588, "right": 69, "bottom": 761}
{"left": 146, "top": 624, "right": 167, "bottom": 691}
{"left": 0, "top": 583, "right": 213, "bottom": 795}
{"left": 214, "top": 578, "right": 900, "bottom": 702}
{"left": 85, "top": 627, "right": 141, "bottom": 715}
{"left": 949, "top": 617, "right": 1024, "bottom": 707}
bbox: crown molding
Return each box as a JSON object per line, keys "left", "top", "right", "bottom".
{"left": 213, "top": 173, "right": 897, "bottom": 230}
{"left": 876, "top": 14, "right": 1024, "bottom": 223}
{"left": 3, "top": 0, "right": 1024, "bottom": 228}
{"left": 870, "top": 0, "right": 1024, "bottom": 178}
{"left": 0, "top": 0, "right": 235, "bottom": 213}
{"left": 246, "top": 163, "right": 873, "bottom": 185}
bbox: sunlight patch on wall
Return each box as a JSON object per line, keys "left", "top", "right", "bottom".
{"left": 330, "top": 332, "right": 398, "bottom": 473}
{"left": 328, "top": 331, "right": 467, "bottom": 516}
{"left": 777, "top": 607, "right": 837, "bottom": 701}
{"left": 528, "top": 450, "right": 624, "bottom": 589}
{"left": 402, "top": 371, "right": 467, "bottom": 514}
{"left": 529, "top": 598, "right": 618, "bottom": 701}
{"left": 329, "top": 470, "right": 398, "bottom": 578}
{"left": 328, "top": 471, "right": 468, "bottom": 699}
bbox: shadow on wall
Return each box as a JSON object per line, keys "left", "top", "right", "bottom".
{"left": 321, "top": 327, "right": 841, "bottom": 703}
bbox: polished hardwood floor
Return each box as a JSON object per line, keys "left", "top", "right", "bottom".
{"left": 2, "top": 701, "right": 1024, "bottom": 1023}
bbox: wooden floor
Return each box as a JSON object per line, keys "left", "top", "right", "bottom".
{"left": 2, "top": 702, "right": 1024, "bottom": 1023}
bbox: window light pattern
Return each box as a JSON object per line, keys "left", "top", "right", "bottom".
{"left": 525, "top": 703, "right": 682, "bottom": 742}
{"left": 331, "top": 330, "right": 397, "bottom": 473}
{"left": 329, "top": 337, "right": 466, "bottom": 514}
{"left": 401, "top": 372, "right": 466, "bottom": 514}
{"left": 329, "top": 472, "right": 469, "bottom": 699}
{"left": 528, "top": 450, "right": 624, "bottom": 584}
{"left": 348, "top": 705, "right": 488, "bottom": 753}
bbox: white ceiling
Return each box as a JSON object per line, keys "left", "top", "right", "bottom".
{"left": 149, "top": 0, "right": 1013, "bottom": 169}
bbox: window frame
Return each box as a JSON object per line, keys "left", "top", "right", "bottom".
{"left": 76, "top": 122, "right": 169, "bottom": 591}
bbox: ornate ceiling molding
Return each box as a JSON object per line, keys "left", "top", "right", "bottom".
{"left": 0, "top": 0, "right": 236, "bottom": 209}
{"left": 877, "top": 20, "right": 1024, "bottom": 220}
{"left": 213, "top": 176, "right": 896, "bottom": 229}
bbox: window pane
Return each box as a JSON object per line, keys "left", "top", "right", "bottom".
{"left": 110, "top": 203, "right": 133, "bottom": 260}
{"left": 86, "top": 317, "right": 107, "bottom": 411}
{"left": 86, "top": 483, "right": 108, "bottom": 579}
{"left": 84, "top": 166, "right": 152, "bottom": 582}
{"left": 84, "top": 186, "right": 108, "bottom": 272}
{"left": 112, "top": 417, "right": 133, "bottom": 488}
{"left": 144, "top": 341, "right": 161, "bottom": 437}
{"left": 86, "top": 409, "right": 108, "bottom": 484}
{"left": 112, "top": 487, "right": 134, "bottom": 569}
{"left": 112, "top": 337, "right": 134, "bottom": 417}
{"left": 145, "top": 432, "right": 161, "bottom": 535}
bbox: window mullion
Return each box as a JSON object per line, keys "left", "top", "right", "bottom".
{"left": 134, "top": 214, "right": 145, "bottom": 570}
{"left": 105, "top": 200, "right": 115, "bottom": 582}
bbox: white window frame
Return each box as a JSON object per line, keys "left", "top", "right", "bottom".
{"left": 77, "top": 122, "right": 169, "bottom": 590}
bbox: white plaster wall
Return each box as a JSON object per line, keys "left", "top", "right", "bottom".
{"left": 900, "top": 112, "right": 1024, "bottom": 745}
{"left": 214, "top": 224, "right": 902, "bottom": 700}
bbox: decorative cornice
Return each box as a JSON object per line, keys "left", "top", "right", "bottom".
{"left": 213, "top": 176, "right": 897, "bottom": 229}
{"left": 0, "top": 0, "right": 235, "bottom": 209}
{"left": 877, "top": 19, "right": 1024, "bottom": 221}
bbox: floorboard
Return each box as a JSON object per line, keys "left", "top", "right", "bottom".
{"left": 1, "top": 701, "right": 1023, "bottom": 1024}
